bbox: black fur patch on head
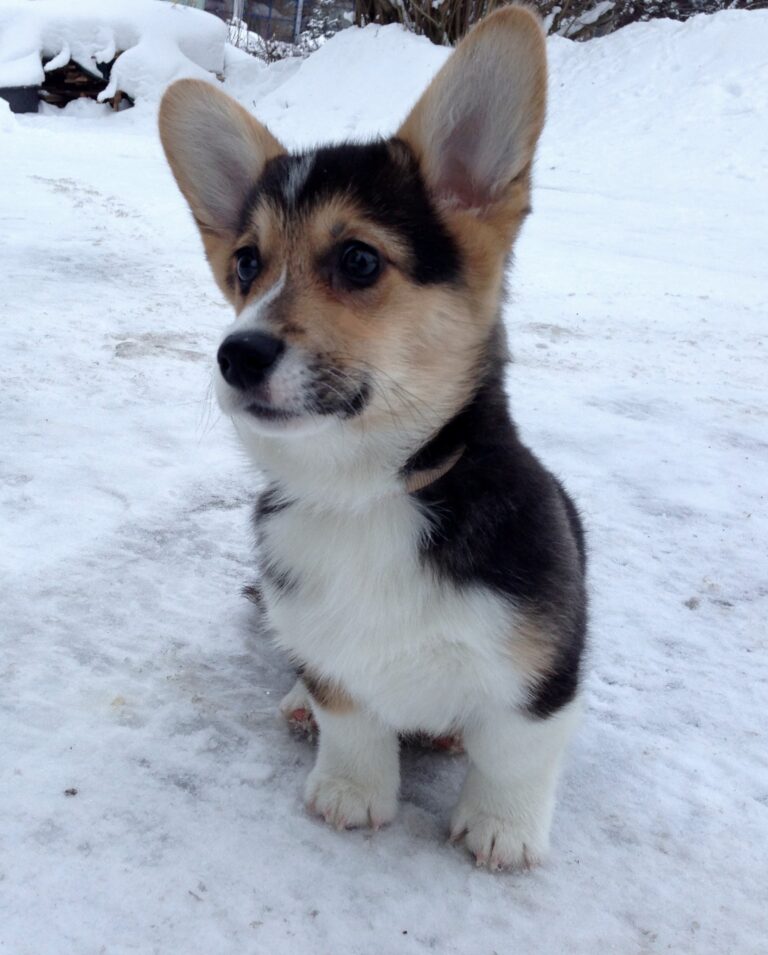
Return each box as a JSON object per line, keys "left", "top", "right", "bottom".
{"left": 404, "top": 337, "right": 588, "bottom": 719}
{"left": 240, "top": 139, "right": 462, "bottom": 287}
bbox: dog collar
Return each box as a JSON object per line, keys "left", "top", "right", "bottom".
{"left": 404, "top": 445, "right": 465, "bottom": 494}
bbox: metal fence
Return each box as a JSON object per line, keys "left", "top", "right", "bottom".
{"left": 244, "top": 0, "right": 302, "bottom": 43}
{"left": 172, "top": 0, "right": 319, "bottom": 43}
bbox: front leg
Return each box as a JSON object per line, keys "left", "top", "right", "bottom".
{"left": 304, "top": 684, "right": 400, "bottom": 831}
{"left": 451, "top": 699, "right": 580, "bottom": 870}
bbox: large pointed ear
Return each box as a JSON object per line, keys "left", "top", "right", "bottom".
{"left": 158, "top": 79, "right": 285, "bottom": 235}
{"left": 397, "top": 6, "right": 547, "bottom": 212}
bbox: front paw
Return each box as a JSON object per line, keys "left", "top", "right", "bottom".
{"left": 450, "top": 802, "right": 549, "bottom": 871}
{"left": 279, "top": 678, "right": 318, "bottom": 739}
{"left": 305, "top": 769, "right": 397, "bottom": 831}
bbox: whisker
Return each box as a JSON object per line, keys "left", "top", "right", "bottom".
{"left": 330, "top": 353, "right": 440, "bottom": 427}
{"left": 322, "top": 363, "right": 409, "bottom": 435}
{"left": 196, "top": 376, "right": 222, "bottom": 443}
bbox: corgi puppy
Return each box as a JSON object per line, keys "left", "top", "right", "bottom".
{"left": 159, "top": 6, "right": 587, "bottom": 870}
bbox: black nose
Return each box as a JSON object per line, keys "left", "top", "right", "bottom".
{"left": 217, "top": 332, "right": 285, "bottom": 390}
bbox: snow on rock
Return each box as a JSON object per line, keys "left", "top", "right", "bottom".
{"left": 1, "top": 9, "right": 767, "bottom": 955}
{"left": 0, "top": 0, "right": 226, "bottom": 102}
{"left": 0, "top": 46, "right": 44, "bottom": 87}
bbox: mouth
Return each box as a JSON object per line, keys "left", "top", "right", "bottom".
{"left": 245, "top": 401, "right": 303, "bottom": 423}
{"left": 217, "top": 363, "right": 372, "bottom": 434}
{"left": 236, "top": 398, "right": 336, "bottom": 439}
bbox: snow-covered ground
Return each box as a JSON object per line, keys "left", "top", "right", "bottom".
{"left": 2, "top": 10, "right": 767, "bottom": 954}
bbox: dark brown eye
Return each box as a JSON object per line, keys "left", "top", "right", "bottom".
{"left": 339, "top": 241, "right": 381, "bottom": 287}
{"left": 235, "top": 247, "right": 261, "bottom": 288}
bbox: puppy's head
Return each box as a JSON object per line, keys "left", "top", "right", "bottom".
{"left": 159, "top": 7, "right": 546, "bottom": 441}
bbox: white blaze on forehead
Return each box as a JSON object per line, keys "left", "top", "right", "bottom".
{"left": 283, "top": 153, "right": 315, "bottom": 207}
{"left": 236, "top": 268, "right": 287, "bottom": 331}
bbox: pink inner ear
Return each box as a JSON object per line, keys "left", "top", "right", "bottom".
{"left": 434, "top": 112, "right": 491, "bottom": 209}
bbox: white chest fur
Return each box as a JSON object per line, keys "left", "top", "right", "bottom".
{"left": 260, "top": 491, "right": 528, "bottom": 734}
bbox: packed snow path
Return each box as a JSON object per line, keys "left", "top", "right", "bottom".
{"left": 1, "top": 12, "right": 766, "bottom": 954}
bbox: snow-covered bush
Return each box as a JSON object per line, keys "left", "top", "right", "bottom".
{"left": 227, "top": 17, "right": 322, "bottom": 63}
{"left": 539, "top": 0, "right": 768, "bottom": 41}
{"left": 353, "top": 0, "right": 768, "bottom": 44}
{"left": 226, "top": 0, "right": 350, "bottom": 66}
{"left": 303, "top": 0, "right": 352, "bottom": 42}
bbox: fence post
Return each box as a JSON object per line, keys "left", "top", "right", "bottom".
{"left": 293, "top": 0, "right": 305, "bottom": 43}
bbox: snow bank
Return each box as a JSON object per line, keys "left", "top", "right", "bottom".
{"left": 232, "top": 24, "right": 450, "bottom": 146}
{"left": 0, "top": 0, "right": 226, "bottom": 103}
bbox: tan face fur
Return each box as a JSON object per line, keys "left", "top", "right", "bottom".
{"left": 159, "top": 6, "right": 547, "bottom": 443}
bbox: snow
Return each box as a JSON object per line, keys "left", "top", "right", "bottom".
{"left": 0, "top": 0, "right": 226, "bottom": 101}
{"left": 234, "top": 23, "right": 450, "bottom": 142}
{"left": 2, "top": 9, "right": 767, "bottom": 954}
{"left": 0, "top": 93, "right": 15, "bottom": 130}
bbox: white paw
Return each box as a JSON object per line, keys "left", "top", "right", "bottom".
{"left": 279, "top": 677, "right": 312, "bottom": 719}
{"left": 450, "top": 801, "right": 550, "bottom": 871}
{"left": 279, "top": 678, "right": 318, "bottom": 738}
{"left": 305, "top": 769, "right": 398, "bottom": 831}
